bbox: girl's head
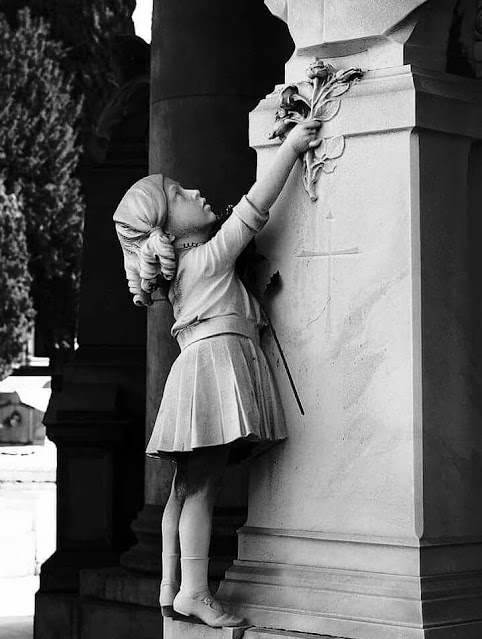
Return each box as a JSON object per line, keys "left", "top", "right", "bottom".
{"left": 114, "top": 174, "right": 175, "bottom": 306}
{"left": 113, "top": 174, "right": 216, "bottom": 306}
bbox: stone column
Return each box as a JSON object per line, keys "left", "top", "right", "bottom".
{"left": 218, "top": 2, "right": 482, "bottom": 638}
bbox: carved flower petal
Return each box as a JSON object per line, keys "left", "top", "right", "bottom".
{"left": 296, "top": 81, "right": 315, "bottom": 102}
{"left": 291, "top": 94, "right": 311, "bottom": 108}
{"left": 285, "top": 113, "right": 306, "bottom": 123}
{"left": 268, "top": 117, "right": 299, "bottom": 139}
{"left": 280, "top": 85, "right": 299, "bottom": 107}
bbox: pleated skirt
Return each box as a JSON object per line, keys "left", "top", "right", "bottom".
{"left": 145, "top": 333, "right": 287, "bottom": 459}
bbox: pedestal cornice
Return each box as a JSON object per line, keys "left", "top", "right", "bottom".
{"left": 250, "top": 66, "right": 482, "bottom": 153}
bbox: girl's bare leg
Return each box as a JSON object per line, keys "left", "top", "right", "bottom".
{"left": 159, "top": 467, "right": 182, "bottom": 613}
{"left": 173, "top": 446, "right": 244, "bottom": 627}
{"left": 178, "top": 446, "right": 229, "bottom": 596}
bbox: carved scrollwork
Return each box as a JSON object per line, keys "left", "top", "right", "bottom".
{"left": 269, "top": 59, "right": 364, "bottom": 201}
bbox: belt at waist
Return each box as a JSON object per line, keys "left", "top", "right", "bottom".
{"left": 176, "top": 317, "right": 259, "bottom": 351}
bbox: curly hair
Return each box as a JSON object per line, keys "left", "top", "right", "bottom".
{"left": 113, "top": 174, "right": 176, "bottom": 306}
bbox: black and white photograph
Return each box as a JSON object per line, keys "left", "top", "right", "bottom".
{"left": 1, "top": 2, "right": 481, "bottom": 638}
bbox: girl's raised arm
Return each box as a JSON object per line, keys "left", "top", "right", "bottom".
{"left": 203, "top": 121, "right": 322, "bottom": 272}
{"left": 246, "top": 119, "right": 321, "bottom": 214}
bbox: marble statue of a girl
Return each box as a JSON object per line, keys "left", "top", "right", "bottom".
{"left": 113, "top": 119, "right": 321, "bottom": 628}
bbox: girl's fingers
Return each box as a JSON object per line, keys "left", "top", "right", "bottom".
{"left": 304, "top": 119, "right": 322, "bottom": 128}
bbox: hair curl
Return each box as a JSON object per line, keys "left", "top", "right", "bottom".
{"left": 113, "top": 174, "right": 176, "bottom": 306}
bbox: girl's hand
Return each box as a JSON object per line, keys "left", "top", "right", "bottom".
{"left": 285, "top": 120, "right": 322, "bottom": 154}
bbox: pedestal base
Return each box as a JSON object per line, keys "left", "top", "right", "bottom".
{"left": 246, "top": 632, "right": 340, "bottom": 639}
{"left": 219, "top": 559, "right": 482, "bottom": 639}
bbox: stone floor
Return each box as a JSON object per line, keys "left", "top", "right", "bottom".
{"left": 0, "top": 616, "right": 33, "bottom": 639}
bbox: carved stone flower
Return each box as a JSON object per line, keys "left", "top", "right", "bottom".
{"left": 279, "top": 86, "right": 310, "bottom": 114}
{"left": 269, "top": 59, "right": 364, "bottom": 200}
{"left": 269, "top": 86, "right": 310, "bottom": 139}
{"left": 306, "top": 59, "right": 334, "bottom": 81}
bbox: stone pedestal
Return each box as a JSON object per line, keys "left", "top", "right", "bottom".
{"left": 217, "top": 2, "right": 482, "bottom": 638}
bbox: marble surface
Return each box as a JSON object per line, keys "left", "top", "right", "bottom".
{"left": 249, "top": 81, "right": 417, "bottom": 540}
{"left": 265, "top": 0, "right": 428, "bottom": 48}
{"left": 266, "top": 0, "right": 473, "bottom": 79}
{"left": 217, "top": 32, "right": 482, "bottom": 637}
{"left": 164, "top": 618, "right": 249, "bottom": 639}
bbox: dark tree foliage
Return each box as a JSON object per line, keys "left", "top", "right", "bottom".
{"left": 0, "top": 0, "right": 136, "bottom": 151}
{"left": 0, "top": 182, "right": 35, "bottom": 380}
{"left": 0, "top": 9, "right": 84, "bottom": 355}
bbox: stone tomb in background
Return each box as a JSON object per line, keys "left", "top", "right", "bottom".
{"left": 0, "top": 392, "right": 44, "bottom": 445}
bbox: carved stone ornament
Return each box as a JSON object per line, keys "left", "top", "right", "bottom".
{"left": 269, "top": 59, "right": 364, "bottom": 201}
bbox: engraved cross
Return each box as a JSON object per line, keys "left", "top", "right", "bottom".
{"left": 297, "top": 208, "right": 360, "bottom": 332}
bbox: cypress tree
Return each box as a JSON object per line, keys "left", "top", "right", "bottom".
{"left": 0, "top": 182, "right": 35, "bottom": 380}
{"left": 0, "top": 9, "right": 84, "bottom": 355}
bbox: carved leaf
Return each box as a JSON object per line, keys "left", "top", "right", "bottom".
{"left": 322, "top": 159, "right": 337, "bottom": 174}
{"left": 308, "top": 184, "right": 318, "bottom": 201}
{"left": 312, "top": 162, "right": 324, "bottom": 181}
{"left": 323, "top": 135, "right": 345, "bottom": 159}
{"left": 310, "top": 156, "right": 327, "bottom": 170}
{"left": 335, "top": 68, "right": 364, "bottom": 82}
{"left": 314, "top": 99, "right": 341, "bottom": 121}
{"left": 327, "top": 83, "right": 351, "bottom": 98}
{"left": 309, "top": 165, "right": 324, "bottom": 200}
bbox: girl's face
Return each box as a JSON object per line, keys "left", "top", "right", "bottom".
{"left": 163, "top": 177, "right": 217, "bottom": 239}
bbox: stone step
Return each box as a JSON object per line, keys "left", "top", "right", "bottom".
{"left": 163, "top": 619, "right": 340, "bottom": 639}
{"left": 164, "top": 617, "right": 251, "bottom": 639}
{"left": 245, "top": 629, "right": 339, "bottom": 638}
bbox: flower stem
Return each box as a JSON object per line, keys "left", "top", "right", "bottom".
{"left": 309, "top": 78, "right": 318, "bottom": 118}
